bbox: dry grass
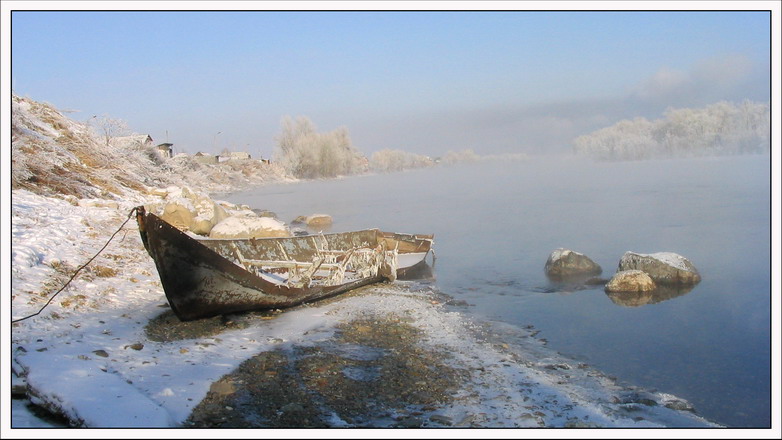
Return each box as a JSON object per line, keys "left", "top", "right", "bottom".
{"left": 89, "top": 265, "right": 119, "bottom": 278}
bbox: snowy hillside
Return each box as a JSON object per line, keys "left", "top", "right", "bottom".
{"left": 11, "top": 94, "right": 293, "bottom": 199}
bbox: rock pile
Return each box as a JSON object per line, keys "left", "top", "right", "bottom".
{"left": 615, "top": 252, "right": 701, "bottom": 286}
{"left": 605, "top": 251, "right": 701, "bottom": 295}
{"left": 144, "top": 185, "right": 292, "bottom": 239}
{"left": 544, "top": 248, "right": 701, "bottom": 302}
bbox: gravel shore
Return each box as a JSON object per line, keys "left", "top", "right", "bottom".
{"left": 139, "top": 284, "right": 712, "bottom": 429}
{"left": 146, "top": 286, "right": 473, "bottom": 428}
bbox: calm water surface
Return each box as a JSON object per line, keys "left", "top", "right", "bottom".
{"left": 225, "top": 155, "right": 771, "bottom": 428}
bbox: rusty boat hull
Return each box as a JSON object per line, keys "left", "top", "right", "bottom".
{"left": 136, "top": 208, "right": 434, "bottom": 321}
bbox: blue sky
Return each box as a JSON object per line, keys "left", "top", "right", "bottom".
{"left": 9, "top": 6, "right": 773, "bottom": 158}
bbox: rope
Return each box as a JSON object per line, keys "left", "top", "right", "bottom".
{"left": 11, "top": 207, "right": 139, "bottom": 324}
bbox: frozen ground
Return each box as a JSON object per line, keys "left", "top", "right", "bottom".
{"left": 3, "top": 188, "right": 739, "bottom": 438}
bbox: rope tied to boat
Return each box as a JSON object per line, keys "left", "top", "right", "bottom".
{"left": 11, "top": 207, "right": 140, "bottom": 324}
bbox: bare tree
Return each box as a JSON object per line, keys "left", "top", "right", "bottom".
{"left": 90, "top": 114, "right": 129, "bottom": 146}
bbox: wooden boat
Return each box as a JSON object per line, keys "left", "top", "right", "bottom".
{"left": 135, "top": 206, "right": 434, "bottom": 321}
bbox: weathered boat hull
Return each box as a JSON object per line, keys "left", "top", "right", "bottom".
{"left": 136, "top": 208, "right": 433, "bottom": 321}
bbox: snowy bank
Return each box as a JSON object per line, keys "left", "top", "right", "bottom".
{"left": 5, "top": 189, "right": 723, "bottom": 434}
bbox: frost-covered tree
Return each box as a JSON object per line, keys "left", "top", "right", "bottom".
{"left": 369, "top": 149, "right": 434, "bottom": 173}
{"left": 573, "top": 101, "right": 769, "bottom": 160}
{"left": 273, "top": 116, "right": 364, "bottom": 179}
{"left": 90, "top": 114, "right": 130, "bottom": 146}
{"left": 441, "top": 148, "right": 481, "bottom": 165}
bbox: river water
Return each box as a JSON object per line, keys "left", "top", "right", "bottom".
{"left": 225, "top": 154, "right": 771, "bottom": 428}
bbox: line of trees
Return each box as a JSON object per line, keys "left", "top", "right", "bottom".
{"left": 573, "top": 100, "right": 770, "bottom": 160}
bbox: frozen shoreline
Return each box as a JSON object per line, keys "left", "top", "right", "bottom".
{"left": 4, "top": 188, "right": 726, "bottom": 434}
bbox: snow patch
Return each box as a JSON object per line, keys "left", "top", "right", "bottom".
{"left": 636, "top": 251, "right": 692, "bottom": 271}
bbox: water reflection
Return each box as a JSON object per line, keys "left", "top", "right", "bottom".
{"left": 605, "top": 284, "right": 696, "bottom": 307}
{"left": 543, "top": 270, "right": 698, "bottom": 307}
{"left": 544, "top": 273, "right": 609, "bottom": 294}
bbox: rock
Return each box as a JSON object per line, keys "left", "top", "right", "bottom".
{"left": 618, "top": 251, "right": 701, "bottom": 285}
{"left": 664, "top": 399, "right": 695, "bottom": 412}
{"left": 209, "top": 379, "right": 236, "bottom": 396}
{"left": 544, "top": 248, "right": 602, "bottom": 279}
{"left": 143, "top": 202, "right": 163, "bottom": 217}
{"left": 429, "top": 414, "right": 453, "bottom": 426}
{"left": 181, "top": 187, "right": 229, "bottom": 236}
{"left": 605, "top": 270, "right": 657, "bottom": 293}
{"left": 160, "top": 197, "right": 195, "bottom": 231}
{"left": 292, "top": 228, "right": 309, "bottom": 236}
{"left": 158, "top": 187, "right": 229, "bottom": 235}
{"left": 209, "top": 216, "right": 291, "bottom": 239}
{"left": 292, "top": 214, "right": 333, "bottom": 228}
{"left": 305, "top": 214, "right": 333, "bottom": 227}
{"left": 217, "top": 201, "right": 256, "bottom": 217}
{"left": 251, "top": 209, "right": 278, "bottom": 219}
{"left": 146, "top": 187, "right": 169, "bottom": 197}
{"left": 77, "top": 199, "right": 119, "bottom": 209}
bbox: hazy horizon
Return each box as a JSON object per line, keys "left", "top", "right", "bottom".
{"left": 7, "top": 5, "right": 773, "bottom": 158}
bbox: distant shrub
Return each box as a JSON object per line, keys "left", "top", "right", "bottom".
{"left": 273, "top": 116, "right": 365, "bottom": 179}
{"left": 441, "top": 149, "right": 481, "bottom": 165}
{"left": 573, "top": 100, "right": 770, "bottom": 160}
{"left": 369, "top": 149, "right": 434, "bottom": 173}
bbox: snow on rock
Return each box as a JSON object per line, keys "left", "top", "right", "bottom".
{"left": 292, "top": 213, "right": 334, "bottom": 228}
{"left": 180, "top": 187, "right": 229, "bottom": 235}
{"left": 209, "top": 215, "right": 291, "bottom": 239}
{"left": 618, "top": 251, "right": 701, "bottom": 285}
{"left": 160, "top": 196, "right": 195, "bottom": 231}
{"left": 544, "top": 248, "right": 602, "bottom": 279}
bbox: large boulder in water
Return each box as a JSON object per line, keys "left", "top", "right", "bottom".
{"left": 304, "top": 214, "right": 333, "bottom": 228}
{"left": 605, "top": 270, "right": 657, "bottom": 293}
{"left": 618, "top": 252, "right": 701, "bottom": 285}
{"left": 209, "top": 216, "right": 291, "bottom": 239}
{"left": 545, "top": 248, "right": 602, "bottom": 280}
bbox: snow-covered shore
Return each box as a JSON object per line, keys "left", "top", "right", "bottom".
{"left": 4, "top": 187, "right": 728, "bottom": 436}
{"left": 3, "top": 93, "right": 744, "bottom": 437}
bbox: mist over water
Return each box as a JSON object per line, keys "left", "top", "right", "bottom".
{"left": 225, "top": 154, "right": 771, "bottom": 428}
